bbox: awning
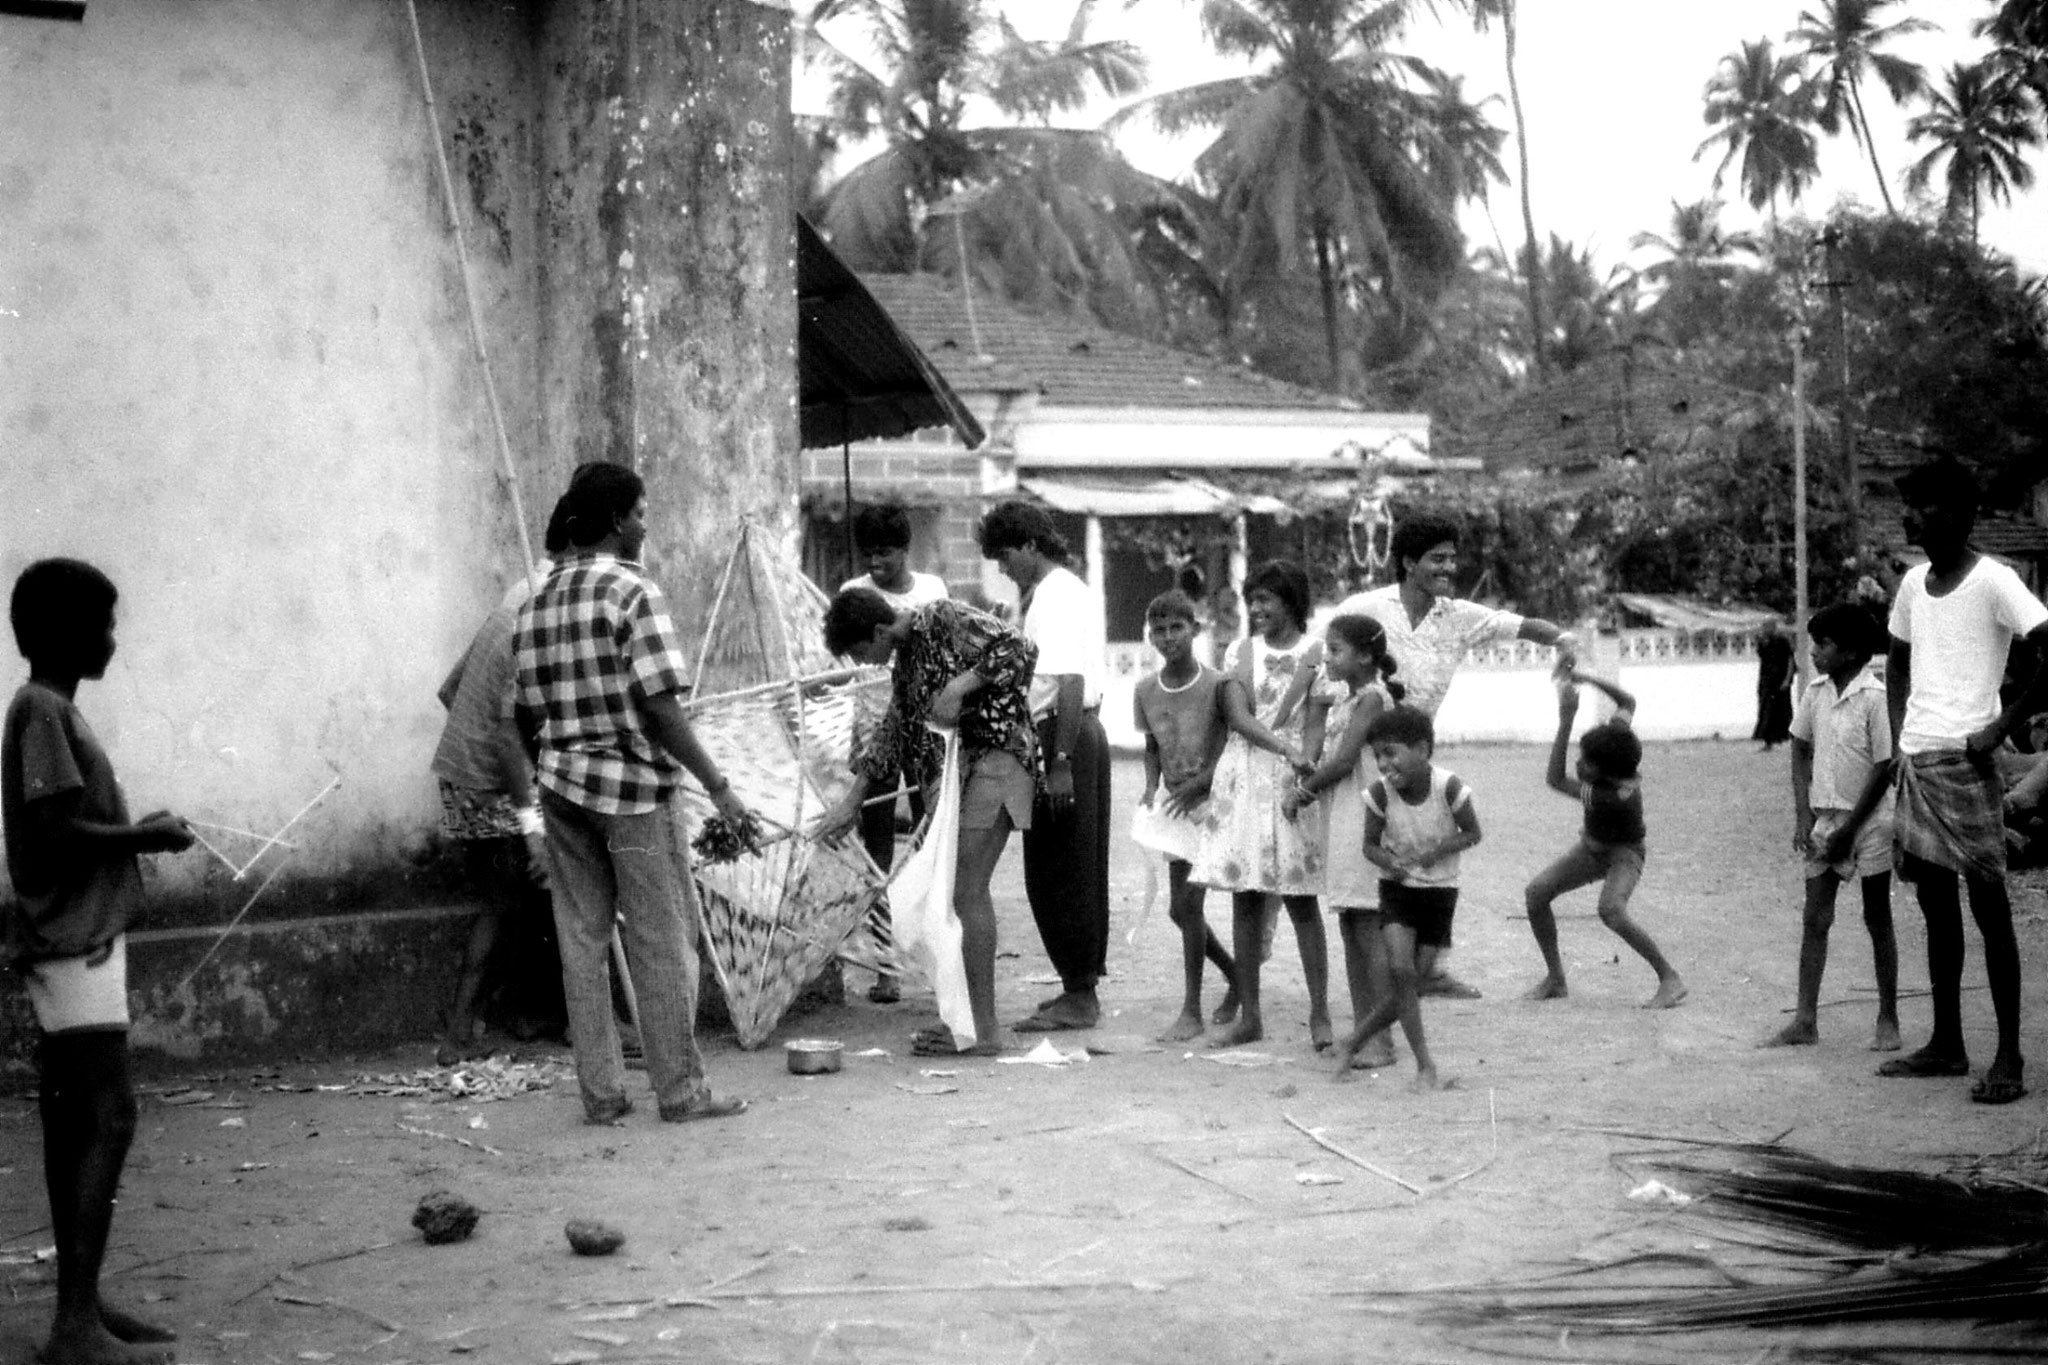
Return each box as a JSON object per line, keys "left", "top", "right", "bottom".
{"left": 1611, "top": 593, "right": 1780, "bottom": 634}
{"left": 1019, "top": 474, "right": 1289, "bottom": 518}
{"left": 797, "top": 216, "right": 985, "bottom": 451}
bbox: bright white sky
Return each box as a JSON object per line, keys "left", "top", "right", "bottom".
{"left": 804, "top": 0, "right": 2048, "bottom": 277}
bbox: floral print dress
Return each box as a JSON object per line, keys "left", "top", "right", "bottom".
{"left": 1190, "top": 633, "right": 1327, "bottom": 896}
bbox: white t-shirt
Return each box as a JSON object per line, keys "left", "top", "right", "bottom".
{"left": 839, "top": 570, "right": 949, "bottom": 613}
{"left": 1021, "top": 564, "right": 1105, "bottom": 717}
{"left": 1889, "top": 557, "right": 2048, "bottom": 754}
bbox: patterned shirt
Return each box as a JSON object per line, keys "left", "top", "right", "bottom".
{"left": 859, "top": 600, "right": 1038, "bottom": 791}
{"left": 1333, "top": 584, "right": 1524, "bottom": 719}
{"left": 512, "top": 554, "right": 694, "bottom": 816}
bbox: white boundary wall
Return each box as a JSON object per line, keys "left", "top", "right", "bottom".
{"left": 1104, "top": 630, "right": 1772, "bottom": 749}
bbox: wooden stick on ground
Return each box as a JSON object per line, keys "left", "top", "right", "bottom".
{"left": 1282, "top": 1113, "right": 1424, "bottom": 1197}
{"left": 699, "top": 1277, "right": 1137, "bottom": 1301}
{"left": 1428, "top": 1089, "right": 1500, "bottom": 1197}
{"left": 1153, "top": 1151, "right": 1259, "bottom": 1204}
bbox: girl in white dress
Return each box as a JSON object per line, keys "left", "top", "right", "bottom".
{"left": 1192, "top": 561, "right": 1332, "bottom": 1049}
{"left": 1284, "top": 615, "right": 1404, "bottom": 1067}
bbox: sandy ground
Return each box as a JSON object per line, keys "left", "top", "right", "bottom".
{"left": 5, "top": 743, "right": 2048, "bottom": 1365}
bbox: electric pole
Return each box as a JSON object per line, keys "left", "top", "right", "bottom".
{"left": 1815, "top": 226, "right": 1860, "bottom": 556}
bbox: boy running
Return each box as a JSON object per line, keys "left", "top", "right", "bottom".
{"left": 5, "top": 558, "right": 191, "bottom": 1365}
{"left": 1522, "top": 672, "right": 1687, "bottom": 1009}
{"left": 1763, "top": 603, "right": 1901, "bottom": 1051}
{"left": 1333, "top": 704, "right": 1480, "bottom": 1091}
{"left": 1131, "top": 590, "right": 1240, "bottom": 1041}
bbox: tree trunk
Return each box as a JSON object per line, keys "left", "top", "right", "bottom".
{"left": 539, "top": 0, "right": 799, "bottom": 641}
{"left": 1313, "top": 220, "right": 1343, "bottom": 393}
{"left": 1848, "top": 76, "right": 1897, "bottom": 215}
{"left": 1502, "top": 1, "right": 1548, "bottom": 383}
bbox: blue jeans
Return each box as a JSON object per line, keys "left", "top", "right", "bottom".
{"left": 540, "top": 790, "right": 707, "bottom": 1117}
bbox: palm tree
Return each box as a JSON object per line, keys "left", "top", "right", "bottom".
{"left": 1118, "top": 0, "right": 1504, "bottom": 392}
{"left": 1462, "top": 0, "right": 1552, "bottom": 380}
{"left": 1629, "top": 198, "right": 1760, "bottom": 345}
{"left": 800, "top": 0, "right": 1180, "bottom": 321}
{"left": 1697, "top": 38, "right": 1822, "bottom": 220}
{"left": 1786, "top": 0, "right": 1933, "bottom": 214}
{"left": 1907, "top": 60, "right": 2042, "bottom": 248}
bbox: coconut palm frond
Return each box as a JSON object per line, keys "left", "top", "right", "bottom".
{"left": 1109, "top": 74, "right": 1265, "bottom": 137}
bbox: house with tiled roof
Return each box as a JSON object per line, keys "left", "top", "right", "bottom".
{"left": 798, "top": 272, "right": 1438, "bottom": 642}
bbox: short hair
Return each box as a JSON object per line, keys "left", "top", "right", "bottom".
{"left": 544, "top": 462, "right": 611, "bottom": 555}
{"left": 852, "top": 503, "right": 914, "bottom": 553}
{"left": 1365, "top": 703, "right": 1435, "bottom": 750}
{"left": 558, "top": 463, "right": 645, "bottom": 549}
{"left": 1580, "top": 720, "right": 1642, "bottom": 780}
{"left": 12, "top": 558, "right": 118, "bottom": 664}
{"left": 1326, "top": 613, "right": 1407, "bottom": 703}
{"left": 1390, "top": 514, "right": 1460, "bottom": 582}
{"left": 1145, "top": 590, "right": 1199, "bottom": 626}
{"left": 1242, "top": 559, "right": 1310, "bottom": 632}
{"left": 823, "top": 587, "right": 896, "bottom": 657}
{"left": 1895, "top": 457, "right": 1979, "bottom": 517}
{"left": 977, "top": 500, "right": 1069, "bottom": 562}
{"left": 1807, "top": 601, "right": 1884, "bottom": 661}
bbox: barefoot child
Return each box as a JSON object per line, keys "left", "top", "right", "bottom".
{"left": 1764, "top": 603, "right": 1900, "bottom": 1051}
{"left": 1131, "top": 590, "right": 1241, "bottom": 1040}
{"left": 1332, "top": 705, "right": 1479, "bottom": 1090}
{"left": 1523, "top": 673, "right": 1688, "bottom": 1009}
{"left": 1190, "top": 560, "right": 1333, "bottom": 1050}
{"left": 1285, "top": 615, "right": 1402, "bottom": 1069}
{"left": 5, "top": 559, "right": 192, "bottom": 1365}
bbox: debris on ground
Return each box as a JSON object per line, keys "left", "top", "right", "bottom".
{"left": 564, "top": 1219, "right": 625, "bottom": 1256}
{"left": 346, "top": 1055, "right": 574, "bottom": 1102}
{"left": 412, "top": 1190, "right": 481, "bottom": 1245}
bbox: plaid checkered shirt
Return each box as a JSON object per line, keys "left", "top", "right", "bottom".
{"left": 512, "top": 554, "right": 694, "bottom": 816}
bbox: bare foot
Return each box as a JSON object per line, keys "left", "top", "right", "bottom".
{"left": 1159, "top": 1012, "right": 1206, "bottom": 1043}
{"left": 1309, "top": 1015, "right": 1334, "bottom": 1053}
{"left": 1209, "top": 1019, "right": 1264, "bottom": 1048}
{"left": 100, "top": 1306, "right": 176, "bottom": 1345}
{"left": 1644, "top": 977, "right": 1689, "bottom": 1010}
{"left": 42, "top": 1315, "right": 173, "bottom": 1365}
{"left": 1350, "top": 1041, "right": 1396, "bottom": 1070}
{"left": 1761, "top": 1020, "right": 1818, "bottom": 1047}
{"left": 1410, "top": 1065, "right": 1449, "bottom": 1093}
{"left": 1871, "top": 1018, "right": 1903, "bottom": 1052}
{"left": 1523, "top": 975, "right": 1568, "bottom": 1001}
{"left": 1209, "top": 990, "right": 1240, "bottom": 1025}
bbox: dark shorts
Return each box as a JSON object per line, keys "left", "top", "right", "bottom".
{"left": 1377, "top": 882, "right": 1459, "bottom": 949}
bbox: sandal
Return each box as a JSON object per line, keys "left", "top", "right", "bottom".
{"left": 1971, "top": 1060, "right": 2027, "bottom": 1105}
{"left": 912, "top": 1027, "right": 966, "bottom": 1056}
{"left": 658, "top": 1095, "right": 748, "bottom": 1123}
{"left": 1876, "top": 1048, "right": 1970, "bottom": 1079}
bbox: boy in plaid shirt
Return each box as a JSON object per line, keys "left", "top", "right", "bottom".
{"left": 513, "top": 464, "right": 754, "bottom": 1125}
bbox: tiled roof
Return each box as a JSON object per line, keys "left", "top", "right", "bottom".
{"left": 1437, "top": 347, "right": 1758, "bottom": 476}
{"left": 858, "top": 273, "right": 1362, "bottom": 414}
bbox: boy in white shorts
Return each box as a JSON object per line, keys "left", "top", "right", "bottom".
{"left": 5, "top": 558, "right": 193, "bottom": 1364}
{"left": 1763, "top": 603, "right": 1901, "bottom": 1051}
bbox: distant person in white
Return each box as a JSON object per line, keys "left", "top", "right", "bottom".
{"left": 1331, "top": 512, "right": 1579, "bottom": 999}
{"left": 839, "top": 503, "right": 949, "bottom": 1003}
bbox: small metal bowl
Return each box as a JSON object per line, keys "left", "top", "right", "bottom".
{"left": 785, "top": 1038, "right": 843, "bottom": 1075}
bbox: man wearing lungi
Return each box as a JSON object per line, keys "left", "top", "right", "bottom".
{"left": 1879, "top": 457, "right": 2048, "bottom": 1105}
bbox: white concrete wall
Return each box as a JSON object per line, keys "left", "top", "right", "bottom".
{"left": 1, "top": 2, "right": 547, "bottom": 890}
{"left": 1104, "top": 637, "right": 1767, "bottom": 749}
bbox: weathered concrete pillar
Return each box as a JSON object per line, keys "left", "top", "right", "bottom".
{"left": 539, "top": 0, "right": 797, "bottom": 635}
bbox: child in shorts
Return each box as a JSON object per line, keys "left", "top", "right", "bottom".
{"left": 1522, "top": 672, "right": 1688, "bottom": 1009}
{"left": 5, "top": 558, "right": 192, "bottom": 1365}
{"left": 1332, "top": 705, "right": 1480, "bottom": 1091}
{"left": 1763, "top": 603, "right": 1901, "bottom": 1051}
{"left": 1131, "top": 590, "right": 1241, "bottom": 1041}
